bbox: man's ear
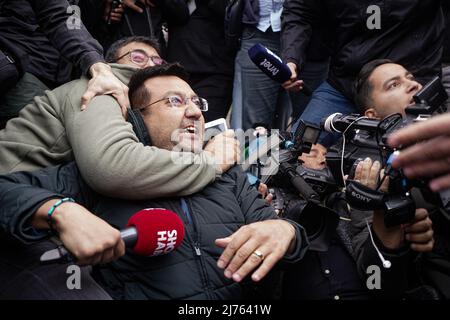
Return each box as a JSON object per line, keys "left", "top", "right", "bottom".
{"left": 364, "top": 107, "right": 378, "bottom": 119}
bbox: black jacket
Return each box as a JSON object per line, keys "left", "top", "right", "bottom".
{"left": 281, "top": 0, "right": 445, "bottom": 100}
{"left": 165, "top": 0, "right": 236, "bottom": 76}
{"left": 87, "top": 0, "right": 189, "bottom": 58}
{"left": 281, "top": 193, "right": 369, "bottom": 300}
{"left": 351, "top": 190, "right": 450, "bottom": 300}
{"left": 0, "top": 0, "right": 104, "bottom": 86}
{"left": 0, "top": 163, "right": 307, "bottom": 300}
{"left": 443, "top": 1, "right": 450, "bottom": 63}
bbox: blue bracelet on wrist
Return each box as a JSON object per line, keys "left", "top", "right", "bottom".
{"left": 47, "top": 197, "right": 75, "bottom": 231}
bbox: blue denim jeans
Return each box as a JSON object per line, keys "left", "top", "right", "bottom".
{"left": 292, "top": 81, "right": 357, "bottom": 147}
{"left": 231, "top": 27, "right": 291, "bottom": 130}
{"left": 290, "top": 59, "right": 330, "bottom": 120}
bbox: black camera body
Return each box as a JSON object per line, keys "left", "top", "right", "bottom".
{"left": 256, "top": 121, "right": 327, "bottom": 203}
{"left": 322, "top": 76, "right": 449, "bottom": 227}
{"left": 296, "top": 166, "right": 338, "bottom": 196}
{"left": 244, "top": 121, "right": 340, "bottom": 249}
{"left": 326, "top": 128, "right": 381, "bottom": 187}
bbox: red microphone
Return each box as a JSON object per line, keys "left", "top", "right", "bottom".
{"left": 40, "top": 208, "right": 185, "bottom": 263}
{"left": 126, "top": 208, "right": 185, "bottom": 256}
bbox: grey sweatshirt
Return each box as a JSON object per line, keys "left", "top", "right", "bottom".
{"left": 0, "top": 64, "right": 219, "bottom": 199}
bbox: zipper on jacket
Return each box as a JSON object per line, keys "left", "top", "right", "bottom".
{"left": 180, "top": 198, "right": 202, "bottom": 256}
{"left": 180, "top": 198, "right": 213, "bottom": 299}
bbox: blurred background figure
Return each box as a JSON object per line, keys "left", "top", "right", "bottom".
{"left": 442, "top": 1, "right": 450, "bottom": 110}
{"left": 0, "top": 0, "right": 105, "bottom": 128}
{"left": 165, "top": 0, "right": 236, "bottom": 123}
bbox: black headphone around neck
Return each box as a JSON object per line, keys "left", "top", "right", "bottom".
{"left": 127, "top": 108, "right": 153, "bottom": 147}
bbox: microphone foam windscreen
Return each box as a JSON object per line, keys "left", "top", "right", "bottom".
{"left": 248, "top": 43, "right": 292, "bottom": 83}
{"left": 127, "top": 208, "right": 185, "bottom": 257}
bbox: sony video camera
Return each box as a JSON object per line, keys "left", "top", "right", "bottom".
{"left": 321, "top": 76, "right": 449, "bottom": 227}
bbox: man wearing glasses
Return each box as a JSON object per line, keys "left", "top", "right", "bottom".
{"left": 0, "top": 63, "right": 308, "bottom": 299}
{"left": 0, "top": 38, "right": 239, "bottom": 299}
{"left": 0, "top": 36, "right": 238, "bottom": 196}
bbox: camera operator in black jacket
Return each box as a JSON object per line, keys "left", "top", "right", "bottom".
{"left": 281, "top": 0, "right": 445, "bottom": 146}
{"left": 0, "top": 63, "right": 308, "bottom": 300}
{"left": 350, "top": 60, "right": 450, "bottom": 299}
{"left": 279, "top": 144, "right": 371, "bottom": 300}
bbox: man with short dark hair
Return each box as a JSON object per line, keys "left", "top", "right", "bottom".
{"left": 282, "top": 0, "right": 444, "bottom": 146}
{"left": 0, "top": 63, "right": 308, "bottom": 300}
{"left": 0, "top": 38, "right": 239, "bottom": 299}
{"left": 354, "top": 59, "right": 423, "bottom": 118}
{"left": 0, "top": 36, "right": 236, "bottom": 198}
{"left": 104, "top": 36, "right": 163, "bottom": 65}
{"left": 349, "top": 60, "right": 449, "bottom": 299}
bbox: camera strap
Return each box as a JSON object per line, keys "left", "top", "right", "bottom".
{"left": 345, "top": 180, "right": 385, "bottom": 210}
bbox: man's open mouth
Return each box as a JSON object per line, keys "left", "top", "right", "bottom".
{"left": 184, "top": 125, "right": 197, "bottom": 134}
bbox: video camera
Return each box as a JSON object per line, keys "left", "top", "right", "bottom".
{"left": 243, "top": 121, "right": 340, "bottom": 250}
{"left": 246, "top": 121, "right": 336, "bottom": 204}
{"left": 322, "top": 76, "right": 449, "bottom": 227}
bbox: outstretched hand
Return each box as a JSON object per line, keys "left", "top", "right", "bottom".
{"left": 215, "top": 220, "right": 296, "bottom": 282}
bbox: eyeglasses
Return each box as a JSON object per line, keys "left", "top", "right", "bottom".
{"left": 115, "top": 49, "right": 165, "bottom": 66}
{"left": 139, "top": 95, "right": 209, "bottom": 112}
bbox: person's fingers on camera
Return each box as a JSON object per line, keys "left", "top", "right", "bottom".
{"left": 353, "top": 160, "right": 364, "bottom": 182}
{"left": 405, "top": 228, "right": 434, "bottom": 244}
{"left": 368, "top": 160, "right": 381, "bottom": 189}
{"left": 403, "top": 158, "right": 450, "bottom": 179}
{"left": 405, "top": 209, "right": 432, "bottom": 230}
{"left": 429, "top": 173, "right": 450, "bottom": 191}
{"left": 413, "top": 208, "right": 429, "bottom": 221}
{"left": 393, "top": 136, "right": 450, "bottom": 169}
{"left": 360, "top": 158, "right": 373, "bottom": 185}
{"left": 410, "top": 239, "right": 434, "bottom": 252}
{"left": 404, "top": 208, "right": 431, "bottom": 236}
{"left": 379, "top": 169, "right": 390, "bottom": 192}
{"left": 388, "top": 113, "right": 450, "bottom": 148}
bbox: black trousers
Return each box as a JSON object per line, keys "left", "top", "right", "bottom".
{"left": 189, "top": 73, "right": 233, "bottom": 123}
{"left": 0, "top": 240, "right": 112, "bottom": 300}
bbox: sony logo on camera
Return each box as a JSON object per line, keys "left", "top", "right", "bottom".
{"left": 351, "top": 191, "right": 372, "bottom": 203}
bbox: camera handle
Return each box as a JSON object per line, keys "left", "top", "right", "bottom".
{"left": 280, "top": 162, "right": 320, "bottom": 204}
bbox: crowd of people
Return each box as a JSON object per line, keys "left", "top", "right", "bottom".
{"left": 0, "top": 0, "right": 449, "bottom": 300}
